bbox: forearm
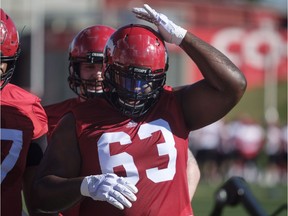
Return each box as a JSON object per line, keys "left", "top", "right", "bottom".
{"left": 33, "top": 175, "right": 84, "bottom": 213}
{"left": 23, "top": 167, "right": 57, "bottom": 216}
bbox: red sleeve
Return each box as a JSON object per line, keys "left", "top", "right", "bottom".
{"left": 31, "top": 97, "right": 48, "bottom": 139}
{"left": 1, "top": 84, "right": 48, "bottom": 139}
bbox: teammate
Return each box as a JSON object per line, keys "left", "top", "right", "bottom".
{"left": 44, "top": 25, "right": 116, "bottom": 139}
{"left": 0, "top": 8, "right": 49, "bottom": 216}
{"left": 32, "top": 4, "right": 246, "bottom": 216}
{"left": 43, "top": 25, "right": 115, "bottom": 216}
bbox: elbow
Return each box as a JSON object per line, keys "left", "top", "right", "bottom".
{"left": 235, "top": 71, "right": 247, "bottom": 100}
{"left": 31, "top": 180, "right": 42, "bottom": 212}
{"left": 229, "top": 68, "right": 247, "bottom": 102}
{"left": 31, "top": 178, "right": 59, "bottom": 214}
{"left": 239, "top": 70, "right": 247, "bottom": 93}
{"left": 31, "top": 184, "right": 47, "bottom": 214}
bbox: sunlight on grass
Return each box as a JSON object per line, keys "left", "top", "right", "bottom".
{"left": 192, "top": 181, "right": 287, "bottom": 216}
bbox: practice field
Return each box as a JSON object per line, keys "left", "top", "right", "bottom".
{"left": 192, "top": 181, "right": 287, "bottom": 216}
{"left": 23, "top": 180, "right": 286, "bottom": 215}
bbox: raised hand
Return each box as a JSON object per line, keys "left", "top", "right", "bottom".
{"left": 132, "top": 4, "right": 187, "bottom": 45}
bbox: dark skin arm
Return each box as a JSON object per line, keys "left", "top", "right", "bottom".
{"left": 32, "top": 113, "right": 84, "bottom": 213}
{"left": 23, "top": 134, "right": 46, "bottom": 215}
{"left": 175, "top": 32, "right": 247, "bottom": 130}
{"left": 23, "top": 134, "right": 58, "bottom": 216}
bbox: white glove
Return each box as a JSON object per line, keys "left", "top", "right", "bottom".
{"left": 80, "top": 173, "right": 138, "bottom": 210}
{"left": 132, "top": 4, "right": 187, "bottom": 45}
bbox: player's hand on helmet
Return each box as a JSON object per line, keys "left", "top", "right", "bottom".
{"left": 80, "top": 173, "right": 138, "bottom": 210}
{"left": 132, "top": 4, "right": 187, "bottom": 45}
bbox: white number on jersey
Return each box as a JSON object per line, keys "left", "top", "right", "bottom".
{"left": 98, "top": 119, "right": 177, "bottom": 185}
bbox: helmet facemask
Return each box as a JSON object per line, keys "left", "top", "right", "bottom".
{"left": 103, "top": 24, "right": 169, "bottom": 118}
{"left": 104, "top": 64, "right": 166, "bottom": 118}
{"left": 0, "top": 54, "right": 19, "bottom": 90}
{"left": 68, "top": 53, "right": 104, "bottom": 99}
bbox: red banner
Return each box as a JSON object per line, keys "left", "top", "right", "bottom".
{"left": 179, "top": 27, "right": 287, "bottom": 88}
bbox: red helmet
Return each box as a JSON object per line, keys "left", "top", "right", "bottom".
{"left": 103, "top": 24, "right": 169, "bottom": 118}
{"left": 68, "top": 25, "right": 115, "bottom": 98}
{"left": 0, "top": 8, "right": 20, "bottom": 90}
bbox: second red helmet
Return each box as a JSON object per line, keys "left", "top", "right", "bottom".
{"left": 68, "top": 25, "right": 115, "bottom": 98}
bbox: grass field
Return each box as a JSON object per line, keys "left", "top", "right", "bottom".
{"left": 192, "top": 181, "right": 287, "bottom": 216}
{"left": 23, "top": 180, "right": 286, "bottom": 215}
{"left": 225, "top": 81, "right": 287, "bottom": 125}
{"left": 191, "top": 82, "right": 287, "bottom": 215}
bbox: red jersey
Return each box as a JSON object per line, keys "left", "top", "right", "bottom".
{"left": 44, "top": 97, "right": 81, "bottom": 216}
{"left": 1, "top": 83, "right": 48, "bottom": 216}
{"left": 72, "top": 87, "right": 193, "bottom": 216}
{"left": 44, "top": 97, "right": 80, "bottom": 139}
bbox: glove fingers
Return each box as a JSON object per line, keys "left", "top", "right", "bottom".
{"left": 132, "top": 7, "right": 148, "bottom": 16}
{"left": 106, "top": 195, "right": 125, "bottom": 210}
{"left": 132, "top": 8, "right": 154, "bottom": 23}
{"left": 143, "top": 4, "right": 158, "bottom": 19}
{"left": 117, "top": 177, "right": 138, "bottom": 194}
{"left": 109, "top": 190, "right": 132, "bottom": 208}
{"left": 114, "top": 184, "right": 137, "bottom": 202}
{"left": 124, "top": 183, "right": 138, "bottom": 194}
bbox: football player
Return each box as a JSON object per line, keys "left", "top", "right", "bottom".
{"left": 33, "top": 4, "right": 246, "bottom": 216}
{"left": 0, "top": 8, "right": 50, "bottom": 216}
{"left": 44, "top": 25, "right": 116, "bottom": 139}
{"left": 43, "top": 25, "right": 115, "bottom": 216}
{"left": 44, "top": 24, "right": 200, "bottom": 207}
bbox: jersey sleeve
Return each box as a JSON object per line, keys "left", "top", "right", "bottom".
{"left": 31, "top": 98, "right": 48, "bottom": 139}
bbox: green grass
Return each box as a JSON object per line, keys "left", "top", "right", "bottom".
{"left": 226, "top": 81, "right": 287, "bottom": 125}
{"left": 191, "top": 82, "right": 287, "bottom": 215}
{"left": 192, "top": 181, "right": 287, "bottom": 216}
{"left": 23, "top": 181, "right": 286, "bottom": 215}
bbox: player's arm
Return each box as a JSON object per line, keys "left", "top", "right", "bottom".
{"left": 178, "top": 31, "right": 246, "bottom": 130}
{"left": 23, "top": 134, "right": 58, "bottom": 216}
{"left": 132, "top": 4, "right": 247, "bottom": 130}
{"left": 32, "top": 112, "right": 83, "bottom": 213}
{"left": 187, "top": 149, "right": 200, "bottom": 201}
{"left": 32, "top": 112, "right": 138, "bottom": 213}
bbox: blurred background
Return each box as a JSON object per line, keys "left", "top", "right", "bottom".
{"left": 2, "top": 0, "right": 287, "bottom": 215}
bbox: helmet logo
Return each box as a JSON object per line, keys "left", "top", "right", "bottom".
{"left": 133, "top": 67, "right": 149, "bottom": 74}
{"left": 0, "top": 21, "right": 7, "bottom": 45}
{"left": 87, "top": 52, "right": 103, "bottom": 63}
